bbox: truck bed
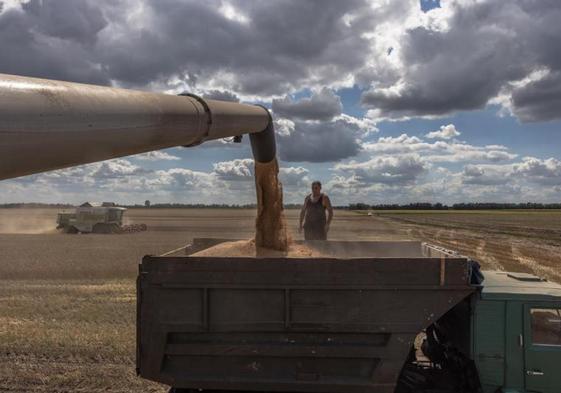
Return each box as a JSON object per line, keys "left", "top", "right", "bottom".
{"left": 137, "top": 239, "right": 480, "bottom": 393}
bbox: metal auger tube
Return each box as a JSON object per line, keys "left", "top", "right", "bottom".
{"left": 0, "top": 73, "right": 276, "bottom": 180}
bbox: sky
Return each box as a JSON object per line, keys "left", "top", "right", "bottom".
{"left": 1, "top": 0, "right": 561, "bottom": 205}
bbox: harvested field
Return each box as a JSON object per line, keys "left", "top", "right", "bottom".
{"left": 375, "top": 210, "right": 561, "bottom": 282}
{"left": 1, "top": 208, "right": 560, "bottom": 392}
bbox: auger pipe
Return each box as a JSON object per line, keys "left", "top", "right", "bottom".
{"left": 0, "top": 73, "right": 276, "bottom": 180}
{"left": 249, "top": 105, "right": 276, "bottom": 163}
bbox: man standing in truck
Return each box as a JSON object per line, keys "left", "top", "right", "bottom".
{"left": 298, "top": 181, "right": 333, "bottom": 240}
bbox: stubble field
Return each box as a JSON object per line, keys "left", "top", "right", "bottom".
{"left": 376, "top": 210, "right": 561, "bottom": 282}
{"left": 0, "top": 208, "right": 560, "bottom": 392}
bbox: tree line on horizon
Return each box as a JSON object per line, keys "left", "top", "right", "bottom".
{"left": 346, "top": 202, "right": 561, "bottom": 210}
{"left": 2, "top": 201, "right": 561, "bottom": 210}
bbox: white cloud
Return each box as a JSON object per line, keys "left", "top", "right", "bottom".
{"left": 425, "top": 124, "right": 460, "bottom": 139}
{"left": 148, "top": 168, "right": 217, "bottom": 190}
{"left": 361, "top": 133, "right": 517, "bottom": 164}
{"left": 90, "top": 159, "right": 148, "bottom": 179}
{"left": 360, "top": 1, "right": 561, "bottom": 122}
{"left": 277, "top": 113, "right": 377, "bottom": 162}
{"left": 1, "top": 1, "right": 561, "bottom": 205}
{"left": 273, "top": 118, "right": 295, "bottom": 137}
{"left": 514, "top": 157, "right": 561, "bottom": 186}
{"left": 218, "top": 1, "right": 250, "bottom": 25}
{"left": 335, "top": 154, "right": 428, "bottom": 186}
{"left": 458, "top": 157, "right": 561, "bottom": 189}
{"left": 462, "top": 164, "right": 513, "bottom": 186}
{"left": 212, "top": 158, "right": 310, "bottom": 187}
{"left": 4, "top": 152, "right": 561, "bottom": 205}
{"left": 272, "top": 88, "right": 343, "bottom": 121}
{"left": 279, "top": 166, "right": 310, "bottom": 187}
{"left": 133, "top": 151, "right": 181, "bottom": 161}
{"left": 213, "top": 158, "right": 253, "bottom": 181}
{"left": 2, "top": 1, "right": 561, "bottom": 122}
{"left": 333, "top": 113, "right": 378, "bottom": 135}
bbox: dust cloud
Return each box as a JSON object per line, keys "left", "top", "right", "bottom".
{"left": 0, "top": 215, "right": 57, "bottom": 234}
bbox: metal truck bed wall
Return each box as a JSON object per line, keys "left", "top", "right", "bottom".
{"left": 184, "top": 238, "right": 459, "bottom": 259}
{"left": 137, "top": 240, "right": 479, "bottom": 393}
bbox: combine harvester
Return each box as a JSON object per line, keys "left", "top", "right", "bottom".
{"left": 1, "top": 73, "right": 561, "bottom": 393}
{"left": 56, "top": 202, "right": 147, "bottom": 234}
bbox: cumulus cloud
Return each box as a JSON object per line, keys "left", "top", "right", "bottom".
{"left": 133, "top": 151, "right": 181, "bottom": 161}
{"left": 335, "top": 155, "right": 428, "bottom": 186}
{"left": 202, "top": 89, "right": 240, "bottom": 102}
{"left": 462, "top": 164, "right": 512, "bottom": 186}
{"left": 277, "top": 114, "right": 376, "bottom": 162}
{"left": 89, "top": 159, "right": 149, "bottom": 179}
{"left": 0, "top": 0, "right": 110, "bottom": 84}
{"left": 213, "top": 158, "right": 253, "bottom": 181}
{"left": 360, "top": 1, "right": 561, "bottom": 122}
{"left": 279, "top": 166, "right": 310, "bottom": 187}
{"left": 209, "top": 158, "right": 312, "bottom": 198}
{"left": 511, "top": 70, "right": 561, "bottom": 122}
{"left": 425, "top": 124, "right": 460, "bottom": 139}
{"left": 277, "top": 120, "right": 359, "bottom": 162}
{"left": 460, "top": 156, "right": 561, "bottom": 188}
{"left": 514, "top": 157, "right": 561, "bottom": 186}
{"left": 4, "top": 153, "right": 561, "bottom": 205}
{"left": 2, "top": 0, "right": 561, "bottom": 123}
{"left": 212, "top": 158, "right": 310, "bottom": 187}
{"left": 0, "top": 0, "right": 379, "bottom": 97}
{"left": 362, "top": 133, "right": 517, "bottom": 164}
{"left": 320, "top": 155, "right": 561, "bottom": 204}
{"left": 23, "top": 0, "right": 107, "bottom": 45}
{"left": 272, "top": 88, "right": 343, "bottom": 121}
{"left": 2, "top": 0, "right": 561, "bottom": 205}
{"left": 274, "top": 118, "right": 296, "bottom": 137}
{"left": 148, "top": 168, "right": 216, "bottom": 191}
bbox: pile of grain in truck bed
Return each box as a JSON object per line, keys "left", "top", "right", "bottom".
{"left": 191, "top": 239, "right": 324, "bottom": 258}
{"left": 193, "top": 158, "right": 294, "bottom": 257}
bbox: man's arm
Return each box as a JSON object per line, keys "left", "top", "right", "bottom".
{"left": 324, "top": 195, "right": 334, "bottom": 232}
{"left": 299, "top": 196, "right": 308, "bottom": 233}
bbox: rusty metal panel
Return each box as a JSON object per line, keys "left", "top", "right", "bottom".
{"left": 137, "top": 240, "right": 477, "bottom": 392}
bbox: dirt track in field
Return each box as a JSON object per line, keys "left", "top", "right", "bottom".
{"left": 0, "top": 208, "right": 559, "bottom": 392}
{"left": 375, "top": 211, "right": 561, "bottom": 283}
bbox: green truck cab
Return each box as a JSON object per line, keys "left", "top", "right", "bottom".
{"left": 421, "top": 270, "right": 561, "bottom": 393}
{"left": 472, "top": 271, "right": 561, "bottom": 393}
